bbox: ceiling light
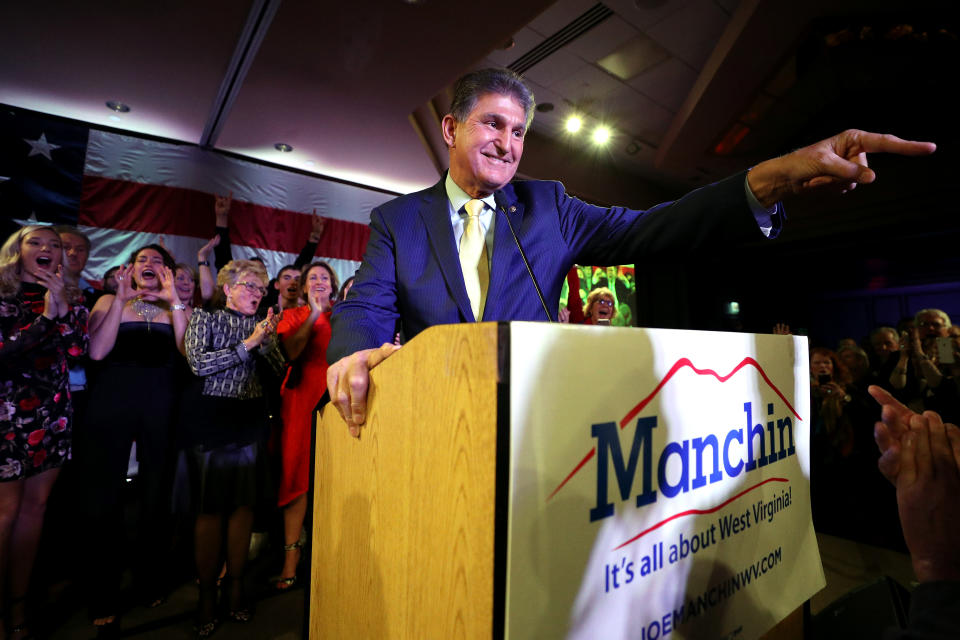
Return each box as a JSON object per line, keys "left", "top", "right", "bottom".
{"left": 105, "top": 101, "right": 130, "bottom": 113}
{"left": 592, "top": 126, "right": 612, "bottom": 145}
{"left": 274, "top": 143, "right": 294, "bottom": 152}
{"left": 536, "top": 102, "right": 554, "bottom": 113}
{"left": 565, "top": 116, "right": 582, "bottom": 133}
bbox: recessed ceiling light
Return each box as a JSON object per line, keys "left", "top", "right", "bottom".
{"left": 536, "top": 102, "right": 554, "bottom": 113}
{"left": 105, "top": 101, "right": 130, "bottom": 113}
{"left": 275, "top": 143, "right": 294, "bottom": 152}
{"left": 565, "top": 116, "right": 582, "bottom": 133}
{"left": 592, "top": 126, "right": 612, "bottom": 145}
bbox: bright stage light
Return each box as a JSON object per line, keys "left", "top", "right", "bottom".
{"left": 565, "top": 116, "right": 582, "bottom": 133}
{"left": 592, "top": 126, "right": 611, "bottom": 145}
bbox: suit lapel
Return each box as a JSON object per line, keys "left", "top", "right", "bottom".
{"left": 417, "top": 180, "right": 475, "bottom": 321}
{"left": 488, "top": 187, "right": 526, "bottom": 318}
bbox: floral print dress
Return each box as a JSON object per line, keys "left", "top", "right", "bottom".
{"left": 0, "top": 282, "right": 88, "bottom": 480}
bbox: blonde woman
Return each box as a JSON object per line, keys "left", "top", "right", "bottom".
{"left": 0, "top": 225, "right": 87, "bottom": 639}
{"left": 583, "top": 287, "right": 618, "bottom": 325}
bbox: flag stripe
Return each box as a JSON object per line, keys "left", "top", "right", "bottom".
{"left": 79, "top": 176, "right": 370, "bottom": 260}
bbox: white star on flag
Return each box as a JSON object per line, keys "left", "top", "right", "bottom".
{"left": 24, "top": 133, "right": 60, "bottom": 160}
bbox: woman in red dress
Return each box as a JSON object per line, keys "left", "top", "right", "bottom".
{"left": 274, "top": 261, "right": 338, "bottom": 588}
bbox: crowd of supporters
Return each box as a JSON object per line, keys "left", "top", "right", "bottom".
{"left": 1, "top": 199, "right": 958, "bottom": 638}
{"left": 773, "top": 313, "right": 960, "bottom": 551}
{"left": 0, "top": 196, "right": 341, "bottom": 639}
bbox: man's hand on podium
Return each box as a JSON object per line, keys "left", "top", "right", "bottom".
{"left": 327, "top": 343, "right": 400, "bottom": 437}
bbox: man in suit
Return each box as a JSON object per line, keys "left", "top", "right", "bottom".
{"left": 327, "top": 67, "right": 934, "bottom": 436}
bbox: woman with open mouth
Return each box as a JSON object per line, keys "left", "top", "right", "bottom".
{"left": 0, "top": 224, "right": 88, "bottom": 640}
{"left": 273, "top": 261, "right": 338, "bottom": 590}
{"left": 583, "top": 286, "right": 618, "bottom": 326}
{"left": 179, "top": 259, "right": 286, "bottom": 636}
{"left": 82, "top": 243, "right": 188, "bottom": 636}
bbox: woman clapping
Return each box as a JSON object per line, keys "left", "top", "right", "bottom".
{"left": 274, "top": 262, "right": 338, "bottom": 589}
{"left": 180, "top": 260, "right": 285, "bottom": 636}
{"left": 0, "top": 225, "right": 88, "bottom": 639}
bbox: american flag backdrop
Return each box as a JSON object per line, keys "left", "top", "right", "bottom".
{"left": 1, "top": 107, "right": 396, "bottom": 286}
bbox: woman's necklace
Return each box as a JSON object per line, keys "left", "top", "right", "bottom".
{"left": 133, "top": 296, "right": 164, "bottom": 324}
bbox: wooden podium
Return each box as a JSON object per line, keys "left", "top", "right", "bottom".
{"left": 310, "top": 323, "right": 811, "bottom": 639}
{"left": 311, "top": 323, "right": 506, "bottom": 639}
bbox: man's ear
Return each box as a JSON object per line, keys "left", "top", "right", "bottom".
{"left": 441, "top": 114, "right": 457, "bottom": 148}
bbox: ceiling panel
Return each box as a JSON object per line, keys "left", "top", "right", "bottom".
{"left": 527, "top": 0, "right": 603, "bottom": 36}
{"left": 563, "top": 15, "right": 640, "bottom": 62}
{"left": 645, "top": 0, "right": 734, "bottom": 68}
{"left": 0, "top": 0, "right": 252, "bottom": 142}
{"left": 217, "top": 0, "right": 553, "bottom": 194}
{"left": 522, "top": 46, "right": 590, "bottom": 89}
{"left": 628, "top": 57, "right": 698, "bottom": 113}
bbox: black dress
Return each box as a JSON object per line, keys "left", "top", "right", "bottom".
{"left": 80, "top": 321, "right": 179, "bottom": 616}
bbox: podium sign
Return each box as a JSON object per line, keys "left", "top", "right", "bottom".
{"left": 505, "top": 324, "right": 823, "bottom": 639}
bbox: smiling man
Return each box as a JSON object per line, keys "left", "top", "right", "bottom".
{"left": 327, "top": 67, "right": 935, "bottom": 435}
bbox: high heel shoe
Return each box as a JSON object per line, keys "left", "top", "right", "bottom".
{"left": 221, "top": 576, "right": 252, "bottom": 624}
{"left": 274, "top": 540, "right": 302, "bottom": 590}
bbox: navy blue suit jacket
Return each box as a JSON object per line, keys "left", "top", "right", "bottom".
{"left": 328, "top": 171, "right": 768, "bottom": 362}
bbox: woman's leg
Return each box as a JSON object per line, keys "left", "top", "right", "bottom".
{"left": 194, "top": 513, "right": 223, "bottom": 625}
{"left": 5, "top": 468, "right": 60, "bottom": 636}
{"left": 279, "top": 494, "right": 307, "bottom": 582}
{"left": 0, "top": 480, "right": 25, "bottom": 638}
{"left": 224, "top": 506, "right": 254, "bottom": 615}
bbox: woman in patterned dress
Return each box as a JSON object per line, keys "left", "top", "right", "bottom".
{"left": 0, "top": 225, "right": 87, "bottom": 639}
{"left": 181, "top": 259, "right": 285, "bottom": 636}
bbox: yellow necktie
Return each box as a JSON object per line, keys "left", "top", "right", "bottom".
{"left": 460, "top": 199, "right": 488, "bottom": 320}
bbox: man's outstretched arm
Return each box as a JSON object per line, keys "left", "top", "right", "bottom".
{"left": 747, "top": 130, "right": 935, "bottom": 208}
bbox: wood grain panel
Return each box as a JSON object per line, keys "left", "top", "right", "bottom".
{"left": 310, "top": 323, "right": 502, "bottom": 639}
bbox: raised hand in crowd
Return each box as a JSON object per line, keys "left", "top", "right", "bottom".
{"left": 111, "top": 264, "right": 138, "bottom": 304}
{"left": 308, "top": 209, "right": 326, "bottom": 243}
{"left": 34, "top": 264, "right": 69, "bottom": 319}
{"left": 772, "top": 323, "right": 792, "bottom": 335}
{"left": 214, "top": 192, "right": 232, "bottom": 227}
{"left": 197, "top": 235, "right": 219, "bottom": 299}
{"left": 197, "top": 235, "right": 219, "bottom": 263}
{"left": 868, "top": 385, "right": 960, "bottom": 483}
{"left": 890, "top": 408, "right": 960, "bottom": 583}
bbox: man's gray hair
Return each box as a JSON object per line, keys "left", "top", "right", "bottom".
{"left": 870, "top": 326, "right": 898, "bottom": 340}
{"left": 449, "top": 68, "right": 536, "bottom": 130}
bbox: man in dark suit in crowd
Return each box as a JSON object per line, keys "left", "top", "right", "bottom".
{"left": 327, "top": 67, "right": 935, "bottom": 436}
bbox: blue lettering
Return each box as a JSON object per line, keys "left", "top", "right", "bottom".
{"left": 658, "top": 440, "right": 689, "bottom": 498}
{"left": 590, "top": 417, "right": 657, "bottom": 521}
